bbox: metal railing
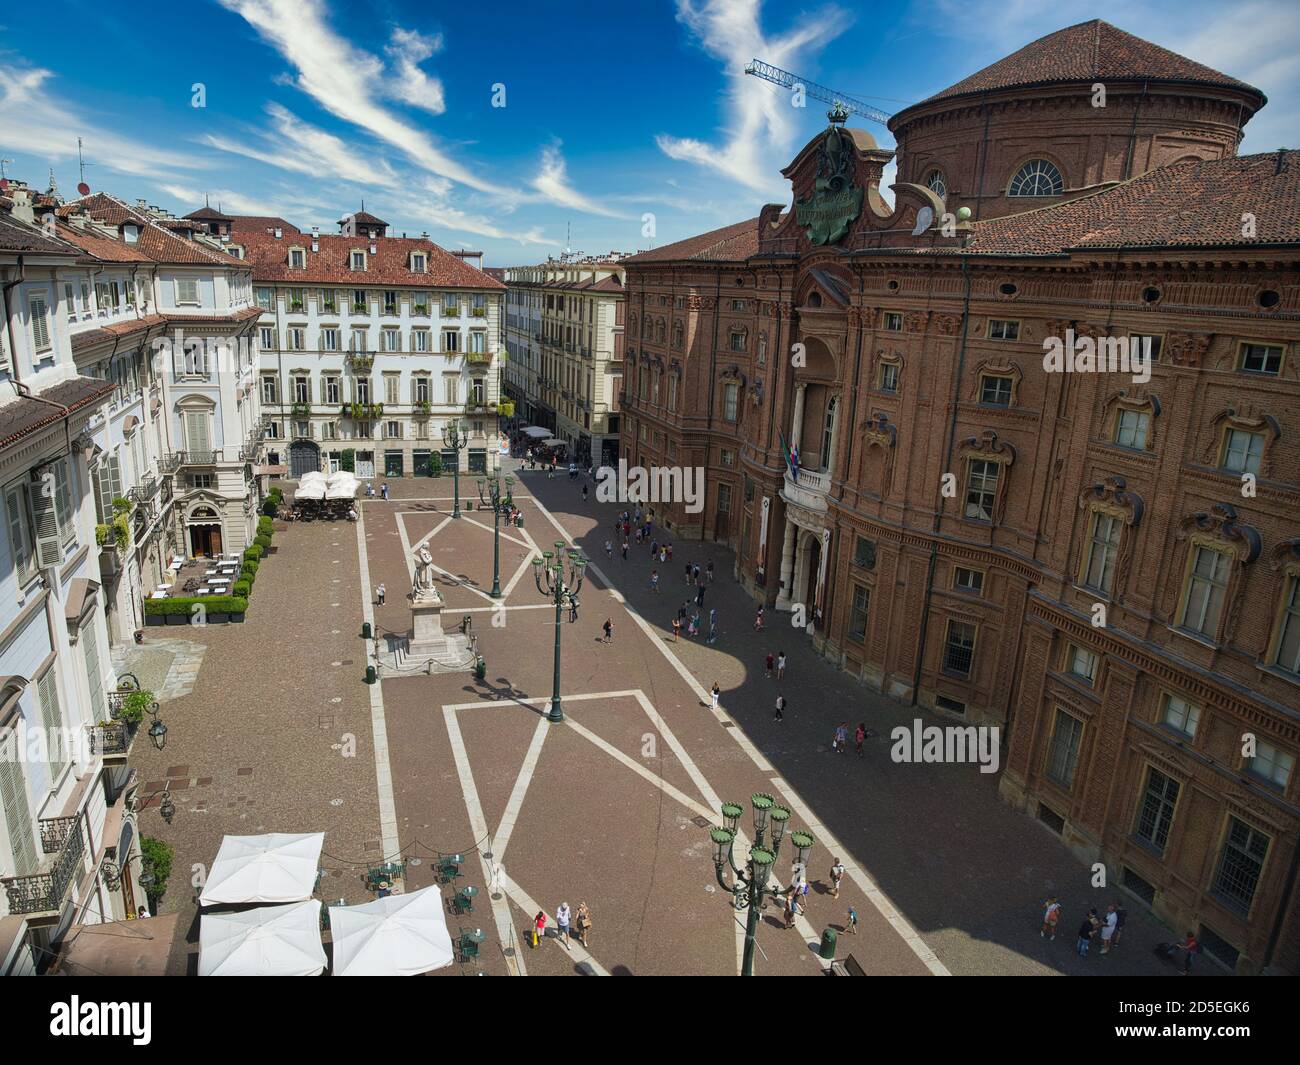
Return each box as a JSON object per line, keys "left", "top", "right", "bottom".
{"left": 169, "top": 450, "right": 219, "bottom": 468}
{"left": 4, "top": 818, "right": 85, "bottom": 916}
{"left": 89, "top": 721, "right": 135, "bottom": 757}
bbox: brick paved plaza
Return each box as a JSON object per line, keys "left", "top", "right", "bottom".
{"left": 126, "top": 459, "right": 1186, "bottom": 975}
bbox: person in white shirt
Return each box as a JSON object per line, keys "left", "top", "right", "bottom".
{"left": 555, "top": 902, "right": 572, "bottom": 948}
{"left": 1100, "top": 903, "right": 1118, "bottom": 954}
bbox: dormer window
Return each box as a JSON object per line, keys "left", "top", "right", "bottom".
{"left": 122, "top": 224, "right": 139, "bottom": 244}
{"left": 289, "top": 248, "right": 306, "bottom": 269}
{"left": 350, "top": 250, "right": 367, "bottom": 271}
{"left": 411, "top": 252, "right": 427, "bottom": 273}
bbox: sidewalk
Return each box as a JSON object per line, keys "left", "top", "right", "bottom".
{"left": 516, "top": 460, "right": 1183, "bottom": 976}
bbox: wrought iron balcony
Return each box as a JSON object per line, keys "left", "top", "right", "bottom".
{"left": 169, "top": 450, "right": 219, "bottom": 468}
{"left": 89, "top": 720, "right": 137, "bottom": 761}
{"left": 3, "top": 817, "right": 85, "bottom": 917}
{"left": 465, "top": 350, "right": 492, "bottom": 366}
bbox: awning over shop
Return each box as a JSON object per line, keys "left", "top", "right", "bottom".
{"left": 57, "top": 914, "right": 182, "bottom": 976}
{"left": 520, "top": 426, "right": 551, "bottom": 440}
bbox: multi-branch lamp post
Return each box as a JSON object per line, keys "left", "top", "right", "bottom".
{"left": 476, "top": 474, "right": 514, "bottom": 599}
{"left": 442, "top": 419, "right": 468, "bottom": 519}
{"left": 531, "top": 541, "right": 586, "bottom": 723}
{"left": 710, "top": 793, "right": 815, "bottom": 976}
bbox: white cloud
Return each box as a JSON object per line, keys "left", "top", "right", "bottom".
{"left": 218, "top": 0, "right": 507, "bottom": 194}
{"left": 374, "top": 179, "right": 556, "bottom": 247}
{"left": 657, "top": 0, "right": 854, "bottom": 198}
{"left": 0, "top": 64, "right": 209, "bottom": 181}
{"left": 156, "top": 182, "right": 293, "bottom": 218}
{"left": 530, "top": 144, "right": 625, "bottom": 218}
{"left": 385, "top": 27, "right": 446, "bottom": 115}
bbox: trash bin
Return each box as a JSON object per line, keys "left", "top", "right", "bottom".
{"left": 362, "top": 621, "right": 372, "bottom": 640}
{"left": 474, "top": 656, "right": 486, "bottom": 681}
{"left": 515, "top": 514, "right": 524, "bottom": 528}
{"left": 819, "top": 927, "right": 837, "bottom": 961}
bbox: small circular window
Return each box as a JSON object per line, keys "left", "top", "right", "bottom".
{"left": 1141, "top": 286, "right": 1162, "bottom": 304}
{"left": 1258, "top": 289, "right": 1280, "bottom": 309}
{"left": 999, "top": 282, "right": 1018, "bottom": 297}
{"left": 887, "top": 280, "right": 900, "bottom": 292}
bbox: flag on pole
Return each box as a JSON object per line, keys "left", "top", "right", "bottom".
{"left": 778, "top": 430, "right": 800, "bottom": 481}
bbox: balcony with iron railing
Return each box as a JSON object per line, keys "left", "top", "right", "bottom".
{"left": 169, "top": 450, "right": 220, "bottom": 468}
{"left": 465, "top": 350, "right": 492, "bottom": 367}
{"left": 89, "top": 719, "right": 138, "bottom": 763}
{"left": 3, "top": 817, "right": 86, "bottom": 918}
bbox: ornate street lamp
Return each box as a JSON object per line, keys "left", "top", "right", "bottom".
{"left": 442, "top": 419, "right": 469, "bottom": 519}
{"left": 709, "top": 793, "right": 815, "bottom": 976}
{"left": 147, "top": 703, "right": 167, "bottom": 751}
{"left": 531, "top": 541, "right": 586, "bottom": 723}
{"left": 476, "top": 474, "right": 515, "bottom": 599}
{"left": 159, "top": 787, "right": 176, "bottom": 825}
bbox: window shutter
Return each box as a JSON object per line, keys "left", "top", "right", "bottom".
{"left": 29, "top": 297, "right": 50, "bottom": 351}
{"left": 28, "top": 469, "right": 65, "bottom": 569}
{"left": 37, "top": 670, "right": 67, "bottom": 776}
{"left": 0, "top": 748, "right": 37, "bottom": 874}
{"left": 185, "top": 412, "right": 210, "bottom": 454}
{"left": 82, "top": 621, "right": 107, "bottom": 724}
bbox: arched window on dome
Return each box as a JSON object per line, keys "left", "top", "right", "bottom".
{"left": 1008, "top": 159, "right": 1064, "bottom": 197}
{"left": 926, "top": 169, "right": 947, "bottom": 200}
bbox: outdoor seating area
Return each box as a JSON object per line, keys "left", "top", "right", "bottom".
{"left": 149, "top": 554, "right": 243, "bottom": 598}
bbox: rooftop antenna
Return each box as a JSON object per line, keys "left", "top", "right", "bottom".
{"left": 75, "top": 137, "right": 94, "bottom": 195}
{"left": 0, "top": 159, "right": 12, "bottom": 181}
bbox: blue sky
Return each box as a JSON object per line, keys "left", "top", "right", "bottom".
{"left": 1, "top": 0, "right": 1296, "bottom": 266}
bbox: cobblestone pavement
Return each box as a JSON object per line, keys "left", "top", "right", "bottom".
{"left": 125, "top": 465, "right": 1186, "bottom": 976}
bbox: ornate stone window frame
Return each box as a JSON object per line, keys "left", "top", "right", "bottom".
{"left": 1265, "top": 540, "right": 1300, "bottom": 681}
{"left": 1205, "top": 406, "right": 1281, "bottom": 477}
{"left": 858, "top": 412, "right": 897, "bottom": 496}
{"left": 874, "top": 349, "right": 904, "bottom": 396}
{"left": 1075, "top": 475, "right": 1145, "bottom": 600}
{"left": 958, "top": 429, "right": 1016, "bottom": 525}
{"left": 1103, "top": 389, "right": 1161, "bottom": 453}
{"left": 1172, "top": 503, "right": 1261, "bottom": 645}
{"left": 971, "top": 358, "right": 1021, "bottom": 407}
{"left": 1006, "top": 156, "right": 1066, "bottom": 198}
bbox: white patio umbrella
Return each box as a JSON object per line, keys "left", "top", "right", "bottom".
{"left": 199, "top": 901, "right": 325, "bottom": 976}
{"left": 199, "top": 832, "right": 325, "bottom": 906}
{"left": 293, "top": 480, "right": 327, "bottom": 501}
{"left": 325, "top": 472, "right": 360, "bottom": 500}
{"left": 299, "top": 470, "right": 327, "bottom": 484}
{"left": 328, "top": 886, "right": 455, "bottom": 976}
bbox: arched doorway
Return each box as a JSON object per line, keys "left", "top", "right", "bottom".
{"left": 289, "top": 439, "right": 321, "bottom": 479}
{"left": 187, "top": 505, "right": 223, "bottom": 558}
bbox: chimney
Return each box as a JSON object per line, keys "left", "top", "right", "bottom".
{"left": 137, "top": 199, "right": 148, "bottom": 210}
{"left": 420, "top": 231, "right": 429, "bottom": 241}
{"left": 311, "top": 225, "right": 319, "bottom": 253}
{"left": 369, "top": 242, "right": 377, "bottom": 255}
{"left": 274, "top": 227, "right": 282, "bottom": 239}
{"left": 9, "top": 185, "right": 35, "bottom": 225}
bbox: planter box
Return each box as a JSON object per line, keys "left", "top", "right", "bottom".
{"left": 165, "top": 614, "right": 187, "bottom": 626}
{"left": 145, "top": 614, "right": 166, "bottom": 627}
{"left": 207, "top": 612, "right": 229, "bottom": 623}
{"left": 230, "top": 612, "right": 246, "bottom": 623}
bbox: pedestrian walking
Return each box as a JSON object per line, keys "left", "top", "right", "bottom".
{"left": 830, "top": 858, "right": 845, "bottom": 898}
{"left": 671, "top": 617, "right": 681, "bottom": 641}
{"left": 774, "top": 694, "right": 785, "bottom": 721}
{"left": 1100, "top": 904, "right": 1118, "bottom": 954}
{"left": 582, "top": 484, "right": 588, "bottom": 501}
{"left": 833, "top": 722, "right": 849, "bottom": 753}
{"left": 854, "top": 722, "right": 866, "bottom": 757}
{"left": 710, "top": 683, "right": 721, "bottom": 711}
{"left": 569, "top": 597, "right": 578, "bottom": 623}
{"left": 1040, "top": 897, "right": 1061, "bottom": 940}
{"left": 650, "top": 538, "right": 658, "bottom": 558}
{"left": 754, "top": 605, "right": 765, "bottom": 631}
{"left": 1112, "top": 902, "right": 1127, "bottom": 947}
{"left": 376, "top": 583, "right": 386, "bottom": 606}
{"left": 1076, "top": 911, "right": 1097, "bottom": 957}
{"left": 685, "top": 562, "right": 692, "bottom": 585}
{"left": 532, "top": 911, "right": 547, "bottom": 948}
{"left": 666, "top": 542, "right": 673, "bottom": 561}
{"left": 692, "top": 563, "right": 700, "bottom": 584}
{"left": 783, "top": 889, "right": 797, "bottom": 930}
{"left": 847, "top": 906, "right": 858, "bottom": 934}
{"left": 688, "top": 611, "right": 699, "bottom": 637}
{"left": 695, "top": 584, "right": 706, "bottom": 607}
{"left": 556, "top": 902, "right": 572, "bottom": 948}
{"left": 706, "top": 560, "right": 714, "bottom": 583}
{"left": 765, "top": 652, "right": 774, "bottom": 678}
{"left": 1178, "top": 930, "right": 1199, "bottom": 975}
{"left": 621, "top": 539, "right": 629, "bottom": 560}
{"left": 659, "top": 547, "right": 667, "bottom": 564}
{"left": 602, "top": 618, "right": 613, "bottom": 644}
{"left": 776, "top": 651, "right": 786, "bottom": 679}
{"left": 575, "top": 902, "right": 592, "bottom": 947}
{"left": 381, "top": 482, "right": 389, "bottom": 500}
{"left": 708, "top": 607, "right": 718, "bottom": 643}
{"left": 605, "top": 539, "right": 613, "bottom": 559}
{"left": 650, "top": 570, "right": 660, "bottom": 593}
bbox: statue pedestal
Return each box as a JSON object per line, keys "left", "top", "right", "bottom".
{"left": 375, "top": 591, "right": 474, "bottom": 675}
{"left": 408, "top": 596, "right": 453, "bottom": 658}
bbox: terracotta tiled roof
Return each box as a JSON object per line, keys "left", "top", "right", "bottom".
{"left": 237, "top": 230, "right": 505, "bottom": 289}
{"left": 344, "top": 210, "right": 388, "bottom": 227}
{"left": 227, "top": 215, "right": 302, "bottom": 235}
{"left": 959, "top": 151, "right": 1300, "bottom": 255}
{"left": 54, "top": 221, "right": 153, "bottom": 264}
{"left": 63, "top": 194, "right": 240, "bottom": 267}
{"left": 185, "top": 207, "right": 233, "bottom": 222}
{"left": 918, "top": 20, "right": 1263, "bottom": 107}
{"left": 0, "top": 376, "right": 116, "bottom": 450}
{"left": 0, "top": 213, "right": 78, "bottom": 255}
{"left": 624, "top": 218, "right": 760, "bottom": 263}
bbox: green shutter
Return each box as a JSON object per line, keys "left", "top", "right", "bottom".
{"left": 37, "top": 670, "right": 67, "bottom": 776}
{"left": 0, "top": 745, "right": 37, "bottom": 874}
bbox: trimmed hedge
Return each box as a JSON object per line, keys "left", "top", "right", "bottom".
{"left": 244, "top": 545, "right": 263, "bottom": 562}
{"left": 144, "top": 595, "right": 248, "bottom": 617}
{"left": 233, "top": 579, "right": 251, "bottom": 598}
{"left": 254, "top": 534, "right": 272, "bottom": 551}
{"left": 257, "top": 516, "right": 273, "bottom": 535}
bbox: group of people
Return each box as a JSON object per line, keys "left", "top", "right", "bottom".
{"left": 778, "top": 858, "right": 857, "bottom": 936}
{"left": 1042, "top": 897, "right": 1135, "bottom": 960}
{"left": 671, "top": 600, "right": 717, "bottom": 643}
{"left": 830, "top": 721, "right": 868, "bottom": 756}
{"left": 531, "top": 901, "right": 593, "bottom": 950}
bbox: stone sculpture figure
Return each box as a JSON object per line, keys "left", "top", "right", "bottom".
{"left": 411, "top": 546, "right": 439, "bottom": 601}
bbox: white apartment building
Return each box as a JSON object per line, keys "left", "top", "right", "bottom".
{"left": 199, "top": 207, "right": 506, "bottom": 480}
{"left": 0, "top": 197, "right": 141, "bottom": 974}
{"left": 502, "top": 257, "right": 625, "bottom": 467}
{"left": 45, "top": 192, "right": 261, "bottom": 639}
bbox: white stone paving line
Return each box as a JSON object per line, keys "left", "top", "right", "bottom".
{"left": 498, "top": 871, "right": 611, "bottom": 976}
{"left": 442, "top": 705, "right": 526, "bottom": 976}
{"left": 354, "top": 504, "right": 401, "bottom": 861}
{"left": 460, "top": 513, "right": 533, "bottom": 551}
{"left": 526, "top": 488, "right": 951, "bottom": 976}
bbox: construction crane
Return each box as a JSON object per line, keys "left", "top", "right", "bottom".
{"left": 744, "top": 59, "right": 891, "bottom": 128}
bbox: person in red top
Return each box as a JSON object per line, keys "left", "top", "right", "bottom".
{"left": 1180, "top": 930, "right": 1199, "bottom": 974}
{"left": 532, "top": 911, "right": 547, "bottom": 948}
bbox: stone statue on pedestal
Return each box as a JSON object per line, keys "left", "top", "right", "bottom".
{"left": 411, "top": 546, "right": 441, "bottom": 603}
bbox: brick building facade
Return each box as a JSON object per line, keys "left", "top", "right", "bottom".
{"left": 618, "top": 21, "right": 1300, "bottom": 973}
